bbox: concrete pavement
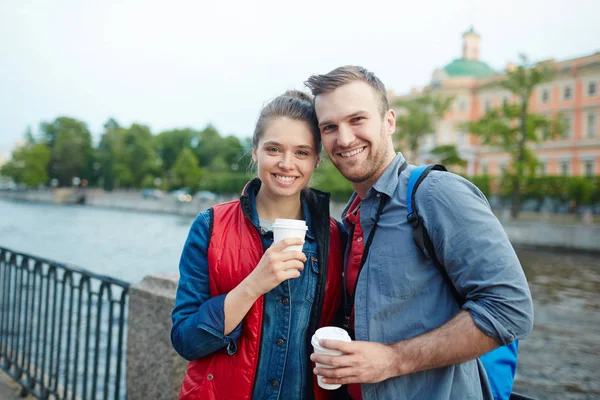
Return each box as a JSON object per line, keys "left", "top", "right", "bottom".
{"left": 0, "top": 371, "right": 34, "bottom": 400}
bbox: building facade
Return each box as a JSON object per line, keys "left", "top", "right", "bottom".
{"left": 392, "top": 28, "right": 600, "bottom": 177}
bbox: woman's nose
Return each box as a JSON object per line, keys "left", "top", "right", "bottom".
{"left": 278, "top": 153, "right": 293, "bottom": 169}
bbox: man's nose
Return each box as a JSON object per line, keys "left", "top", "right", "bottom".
{"left": 337, "top": 125, "right": 355, "bottom": 147}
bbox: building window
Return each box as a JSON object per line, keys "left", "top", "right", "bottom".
{"left": 589, "top": 82, "right": 598, "bottom": 97}
{"left": 484, "top": 99, "right": 491, "bottom": 111}
{"left": 583, "top": 160, "right": 595, "bottom": 176}
{"left": 537, "top": 162, "right": 546, "bottom": 176}
{"left": 564, "top": 85, "right": 572, "bottom": 100}
{"left": 587, "top": 112, "right": 597, "bottom": 138}
{"left": 563, "top": 115, "right": 572, "bottom": 138}
{"left": 457, "top": 100, "right": 467, "bottom": 112}
{"left": 560, "top": 161, "right": 571, "bottom": 176}
{"left": 541, "top": 89, "right": 550, "bottom": 104}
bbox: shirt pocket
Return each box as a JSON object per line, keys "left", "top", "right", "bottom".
{"left": 372, "top": 250, "right": 424, "bottom": 300}
{"left": 305, "top": 254, "right": 320, "bottom": 303}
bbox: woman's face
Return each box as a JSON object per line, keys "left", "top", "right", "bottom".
{"left": 253, "top": 117, "right": 319, "bottom": 200}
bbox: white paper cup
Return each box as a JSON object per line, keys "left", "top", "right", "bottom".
{"left": 311, "top": 327, "right": 352, "bottom": 390}
{"left": 272, "top": 218, "right": 308, "bottom": 252}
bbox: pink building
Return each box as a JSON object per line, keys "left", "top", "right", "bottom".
{"left": 392, "top": 28, "right": 600, "bottom": 177}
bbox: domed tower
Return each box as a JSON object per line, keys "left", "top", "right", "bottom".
{"left": 462, "top": 26, "right": 480, "bottom": 61}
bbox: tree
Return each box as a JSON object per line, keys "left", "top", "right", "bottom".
{"left": 40, "top": 117, "right": 94, "bottom": 186}
{"left": 429, "top": 145, "right": 466, "bottom": 170}
{"left": 1, "top": 143, "right": 51, "bottom": 187}
{"left": 155, "top": 128, "right": 197, "bottom": 172}
{"left": 312, "top": 157, "right": 354, "bottom": 202}
{"left": 465, "top": 55, "right": 564, "bottom": 219}
{"left": 394, "top": 95, "right": 453, "bottom": 162}
{"left": 171, "top": 148, "right": 204, "bottom": 191}
{"left": 123, "top": 124, "right": 160, "bottom": 187}
{"left": 97, "top": 119, "right": 129, "bottom": 190}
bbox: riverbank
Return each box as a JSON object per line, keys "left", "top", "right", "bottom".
{"left": 1, "top": 189, "right": 599, "bottom": 252}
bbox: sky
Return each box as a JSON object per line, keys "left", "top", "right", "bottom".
{"left": 1, "top": 0, "right": 599, "bottom": 159}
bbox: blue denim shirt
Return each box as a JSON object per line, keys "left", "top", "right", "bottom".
{"left": 171, "top": 188, "right": 321, "bottom": 400}
{"left": 344, "top": 153, "right": 533, "bottom": 400}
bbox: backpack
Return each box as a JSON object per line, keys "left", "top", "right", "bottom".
{"left": 406, "top": 164, "right": 523, "bottom": 400}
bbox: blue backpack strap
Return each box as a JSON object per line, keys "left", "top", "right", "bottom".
{"left": 406, "top": 164, "right": 462, "bottom": 306}
{"left": 407, "top": 165, "right": 521, "bottom": 400}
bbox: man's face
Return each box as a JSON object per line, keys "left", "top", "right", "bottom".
{"left": 314, "top": 81, "right": 396, "bottom": 188}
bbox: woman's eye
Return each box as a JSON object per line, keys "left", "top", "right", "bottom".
{"left": 297, "top": 151, "right": 309, "bottom": 156}
{"left": 266, "top": 147, "right": 280, "bottom": 153}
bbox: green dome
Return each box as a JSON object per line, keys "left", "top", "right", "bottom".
{"left": 443, "top": 59, "right": 496, "bottom": 78}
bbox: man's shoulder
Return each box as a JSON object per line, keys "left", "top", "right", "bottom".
{"left": 415, "top": 170, "right": 480, "bottom": 199}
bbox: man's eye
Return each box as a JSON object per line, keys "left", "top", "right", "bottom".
{"left": 323, "top": 125, "right": 336, "bottom": 132}
{"left": 351, "top": 116, "right": 364, "bottom": 123}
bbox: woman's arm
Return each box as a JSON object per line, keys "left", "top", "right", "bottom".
{"left": 171, "top": 211, "right": 242, "bottom": 360}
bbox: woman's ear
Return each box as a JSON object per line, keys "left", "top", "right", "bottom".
{"left": 252, "top": 148, "right": 257, "bottom": 163}
{"left": 315, "top": 155, "right": 321, "bottom": 168}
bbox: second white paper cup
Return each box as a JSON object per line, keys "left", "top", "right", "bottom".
{"left": 311, "top": 327, "right": 352, "bottom": 390}
{"left": 272, "top": 218, "right": 307, "bottom": 252}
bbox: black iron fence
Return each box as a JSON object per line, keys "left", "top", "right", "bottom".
{"left": 0, "top": 247, "right": 129, "bottom": 399}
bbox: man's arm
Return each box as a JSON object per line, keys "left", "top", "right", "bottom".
{"left": 311, "top": 311, "right": 499, "bottom": 385}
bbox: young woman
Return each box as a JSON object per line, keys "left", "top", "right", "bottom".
{"left": 171, "top": 90, "right": 344, "bottom": 400}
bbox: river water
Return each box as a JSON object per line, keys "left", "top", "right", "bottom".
{"left": 0, "top": 199, "right": 598, "bottom": 399}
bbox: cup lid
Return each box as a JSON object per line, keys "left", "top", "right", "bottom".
{"left": 273, "top": 218, "right": 308, "bottom": 230}
{"left": 311, "top": 327, "right": 351, "bottom": 348}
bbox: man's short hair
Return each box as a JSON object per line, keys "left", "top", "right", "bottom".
{"left": 304, "top": 66, "right": 390, "bottom": 117}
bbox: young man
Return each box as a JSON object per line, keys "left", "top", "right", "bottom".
{"left": 305, "top": 66, "right": 533, "bottom": 399}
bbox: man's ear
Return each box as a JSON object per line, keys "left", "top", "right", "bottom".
{"left": 384, "top": 109, "right": 396, "bottom": 137}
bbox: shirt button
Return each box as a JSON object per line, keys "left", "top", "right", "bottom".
{"left": 357, "top": 236, "right": 363, "bottom": 242}
{"left": 276, "top": 338, "right": 284, "bottom": 346}
{"left": 376, "top": 193, "right": 381, "bottom": 197}
{"left": 271, "top": 380, "right": 279, "bottom": 388}
{"left": 281, "top": 297, "right": 289, "bottom": 305}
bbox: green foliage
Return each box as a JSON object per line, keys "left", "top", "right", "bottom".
{"left": 141, "top": 174, "right": 157, "bottom": 189}
{"left": 394, "top": 95, "right": 453, "bottom": 158}
{"left": 312, "top": 159, "right": 355, "bottom": 202}
{"left": 469, "top": 175, "right": 491, "bottom": 198}
{"left": 171, "top": 148, "right": 203, "bottom": 191}
{"left": 155, "top": 128, "right": 196, "bottom": 172}
{"left": 567, "top": 177, "right": 593, "bottom": 207}
{"left": 41, "top": 117, "right": 94, "bottom": 186}
{"left": 1, "top": 143, "right": 51, "bottom": 187}
{"left": 198, "top": 172, "right": 253, "bottom": 194}
{"left": 430, "top": 145, "right": 466, "bottom": 168}
{"left": 465, "top": 55, "right": 561, "bottom": 219}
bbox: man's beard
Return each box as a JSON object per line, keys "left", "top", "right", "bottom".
{"left": 335, "top": 129, "right": 389, "bottom": 183}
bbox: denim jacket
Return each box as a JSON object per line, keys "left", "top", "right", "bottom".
{"left": 172, "top": 183, "right": 330, "bottom": 400}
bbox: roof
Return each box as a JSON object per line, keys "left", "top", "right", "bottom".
{"left": 443, "top": 58, "right": 497, "bottom": 78}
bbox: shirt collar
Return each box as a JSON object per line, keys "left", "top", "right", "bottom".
{"left": 369, "top": 153, "right": 407, "bottom": 199}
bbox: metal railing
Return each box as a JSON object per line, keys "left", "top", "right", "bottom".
{"left": 0, "top": 247, "right": 129, "bottom": 399}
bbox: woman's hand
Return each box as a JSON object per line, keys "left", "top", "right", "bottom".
{"left": 224, "top": 237, "right": 306, "bottom": 335}
{"left": 244, "top": 237, "right": 306, "bottom": 297}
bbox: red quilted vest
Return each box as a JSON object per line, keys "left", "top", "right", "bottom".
{"left": 179, "top": 198, "right": 343, "bottom": 400}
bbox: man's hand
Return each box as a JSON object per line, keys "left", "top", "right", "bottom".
{"left": 310, "top": 340, "right": 404, "bottom": 385}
